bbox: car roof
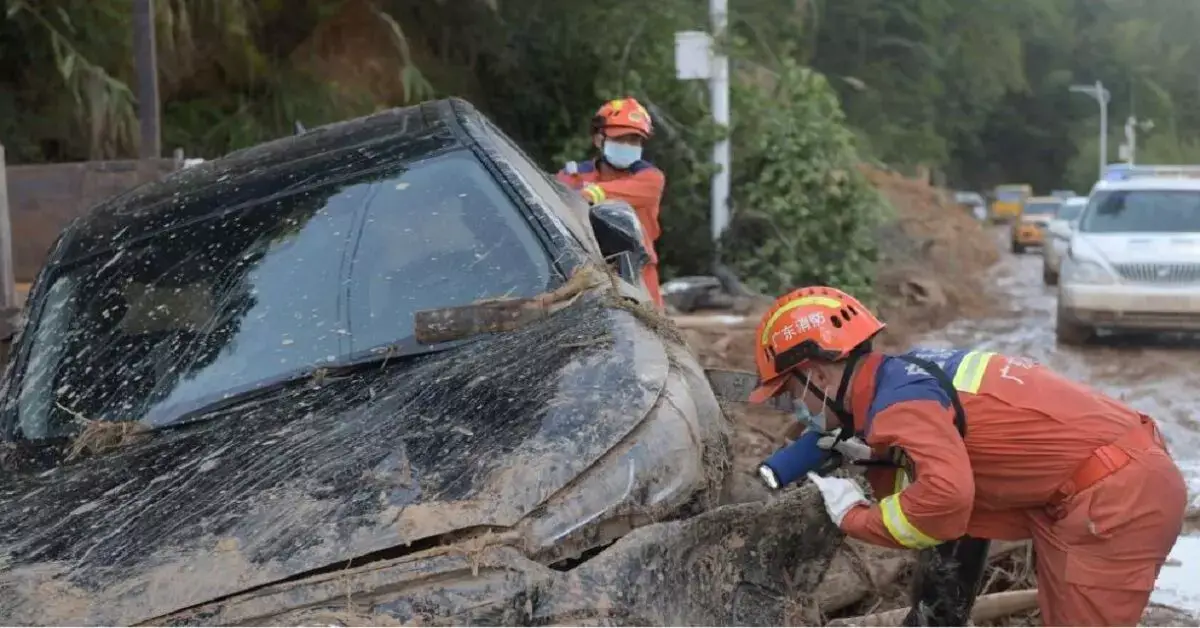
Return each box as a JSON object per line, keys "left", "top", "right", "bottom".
{"left": 1062, "top": 196, "right": 1088, "bottom": 205}
{"left": 50, "top": 99, "right": 599, "bottom": 265}
{"left": 1091, "top": 177, "right": 1200, "bottom": 192}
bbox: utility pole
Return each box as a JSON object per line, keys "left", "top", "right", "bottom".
{"left": 674, "top": 0, "right": 731, "bottom": 260}
{"left": 1124, "top": 116, "right": 1137, "bottom": 165}
{"left": 1069, "top": 80, "right": 1110, "bottom": 181}
{"left": 708, "top": 0, "right": 730, "bottom": 255}
{"left": 133, "top": 0, "right": 161, "bottom": 159}
{"left": 1120, "top": 116, "right": 1155, "bottom": 165}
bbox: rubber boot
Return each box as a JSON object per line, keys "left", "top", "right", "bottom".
{"left": 902, "top": 536, "right": 991, "bottom": 626}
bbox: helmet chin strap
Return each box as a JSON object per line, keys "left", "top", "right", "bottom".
{"left": 803, "top": 346, "right": 869, "bottom": 441}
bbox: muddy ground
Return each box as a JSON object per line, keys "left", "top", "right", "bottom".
{"left": 676, "top": 168, "right": 1200, "bottom": 625}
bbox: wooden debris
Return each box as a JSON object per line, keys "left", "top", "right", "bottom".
{"left": 826, "top": 589, "right": 1039, "bottom": 627}
{"left": 413, "top": 265, "right": 605, "bottom": 344}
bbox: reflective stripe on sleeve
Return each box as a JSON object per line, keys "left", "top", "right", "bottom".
{"left": 880, "top": 494, "right": 940, "bottom": 549}
{"left": 951, "top": 350, "right": 995, "bottom": 393}
{"left": 582, "top": 183, "right": 606, "bottom": 204}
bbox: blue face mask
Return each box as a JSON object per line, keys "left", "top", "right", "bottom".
{"left": 793, "top": 403, "right": 830, "bottom": 432}
{"left": 791, "top": 373, "right": 833, "bottom": 431}
{"left": 603, "top": 140, "right": 643, "bottom": 169}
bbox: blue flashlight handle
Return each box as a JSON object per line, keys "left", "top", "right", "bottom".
{"left": 760, "top": 428, "right": 834, "bottom": 488}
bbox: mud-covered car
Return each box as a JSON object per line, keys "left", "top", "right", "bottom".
{"left": 0, "top": 99, "right": 841, "bottom": 626}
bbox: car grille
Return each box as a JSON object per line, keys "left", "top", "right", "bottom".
{"left": 1113, "top": 262, "right": 1200, "bottom": 284}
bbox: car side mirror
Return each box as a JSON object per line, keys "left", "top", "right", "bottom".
{"left": 589, "top": 200, "right": 650, "bottom": 282}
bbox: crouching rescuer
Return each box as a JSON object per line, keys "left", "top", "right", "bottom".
{"left": 747, "top": 286, "right": 1187, "bottom": 626}
{"left": 557, "top": 98, "right": 666, "bottom": 309}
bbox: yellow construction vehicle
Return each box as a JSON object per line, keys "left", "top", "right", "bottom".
{"left": 990, "top": 184, "right": 1032, "bottom": 223}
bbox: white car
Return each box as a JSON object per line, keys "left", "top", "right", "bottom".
{"left": 1057, "top": 175, "right": 1200, "bottom": 344}
{"left": 954, "top": 191, "right": 988, "bottom": 221}
{"left": 1042, "top": 196, "right": 1087, "bottom": 285}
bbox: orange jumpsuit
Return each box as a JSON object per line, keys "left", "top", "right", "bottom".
{"left": 556, "top": 158, "right": 665, "bottom": 309}
{"left": 839, "top": 348, "right": 1186, "bottom": 626}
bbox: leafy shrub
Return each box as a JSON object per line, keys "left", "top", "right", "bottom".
{"left": 723, "top": 58, "right": 888, "bottom": 297}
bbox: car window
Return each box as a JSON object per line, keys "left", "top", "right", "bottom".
{"left": 995, "top": 190, "right": 1025, "bottom": 202}
{"left": 1023, "top": 201, "right": 1061, "bottom": 216}
{"left": 1079, "top": 189, "right": 1200, "bottom": 233}
{"left": 1056, "top": 200, "right": 1086, "bottom": 221}
{"left": 12, "top": 150, "right": 553, "bottom": 439}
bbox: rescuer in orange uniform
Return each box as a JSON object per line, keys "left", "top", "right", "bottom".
{"left": 557, "top": 98, "right": 666, "bottom": 309}
{"left": 748, "top": 286, "right": 1187, "bottom": 627}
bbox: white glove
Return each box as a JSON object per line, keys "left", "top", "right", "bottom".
{"left": 816, "top": 428, "right": 873, "bottom": 462}
{"left": 807, "top": 471, "right": 869, "bottom": 527}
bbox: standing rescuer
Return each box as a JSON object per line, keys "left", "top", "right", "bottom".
{"left": 747, "top": 286, "right": 1187, "bottom": 627}
{"left": 557, "top": 98, "right": 666, "bottom": 309}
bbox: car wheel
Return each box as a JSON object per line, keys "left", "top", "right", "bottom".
{"left": 1011, "top": 240, "right": 1025, "bottom": 254}
{"left": 1055, "top": 307, "right": 1093, "bottom": 345}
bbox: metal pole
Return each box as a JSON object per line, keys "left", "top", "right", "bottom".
{"left": 1097, "top": 80, "right": 1108, "bottom": 178}
{"left": 0, "top": 144, "right": 16, "bottom": 310}
{"left": 1125, "top": 116, "right": 1137, "bottom": 165}
{"left": 709, "top": 0, "right": 731, "bottom": 252}
{"left": 133, "top": 0, "right": 161, "bottom": 159}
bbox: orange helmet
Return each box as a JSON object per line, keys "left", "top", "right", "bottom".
{"left": 747, "top": 286, "right": 885, "bottom": 404}
{"left": 592, "top": 98, "right": 653, "bottom": 139}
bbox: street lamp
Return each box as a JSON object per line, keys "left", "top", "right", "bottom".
{"left": 1069, "top": 81, "right": 1111, "bottom": 181}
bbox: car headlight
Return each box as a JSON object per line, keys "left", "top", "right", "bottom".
{"left": 1061, "top": 257, "right": 1115, "bottom": 284}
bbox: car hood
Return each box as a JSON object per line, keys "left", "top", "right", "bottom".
{"left": 1077, "top": 233, "right": 1200, "bottom": 264}
{"left": 0, "top": 297, "right": 671, "bottom": 626}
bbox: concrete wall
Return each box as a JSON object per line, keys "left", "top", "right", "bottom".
{"left": 5, "top": 158, "right": 180, "bottom": 282}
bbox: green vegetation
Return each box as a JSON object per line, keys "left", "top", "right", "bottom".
{"left": 723, "top": 58, "right": 885, "bottom": 296}
{"left": 3, "top": 0, "right": 1199, "bottom": 292}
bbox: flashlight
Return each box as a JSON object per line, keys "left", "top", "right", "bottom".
{"left": 757, "top": 428, "right": 835, "bottom": 490}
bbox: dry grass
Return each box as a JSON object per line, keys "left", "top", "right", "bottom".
{"left": 55, "top": 402, "right": 149, "bottom": 461}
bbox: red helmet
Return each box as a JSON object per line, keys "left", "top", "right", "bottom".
{"left": 592, "top": 98, "right": 653, "bottom": 139}
{"left": 748, "top": 286, "right": 885, "bottom": 404}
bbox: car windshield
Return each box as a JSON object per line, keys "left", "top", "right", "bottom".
{"left": 1056, "top": 200, "right": 1086, "bottom": 221}
{"left": 1079, "top": 189, "right": 1200, "bottom": 233}
{"left": 1023, "top": 201, "right": 1061, "bottom": 216}
{"left": 995, "top": 190, "right": 1025, "bottom": 202}
{"left": 11, "top": 150, "right": 553, "bottom": 440}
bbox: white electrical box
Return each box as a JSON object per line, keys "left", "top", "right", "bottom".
{"left": 675, "top": 31, "right": 712, "bottom": 80}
